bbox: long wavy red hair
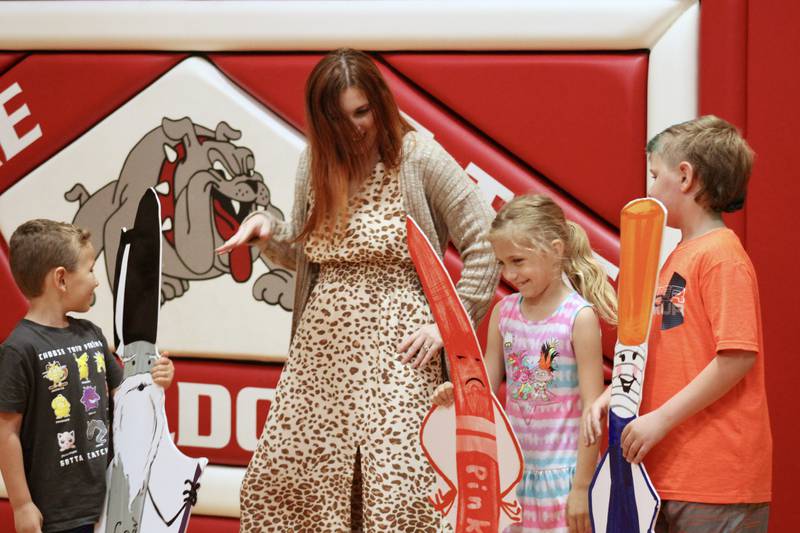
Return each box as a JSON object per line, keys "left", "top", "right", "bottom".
{"left": 297, "top": 48, "right": 412, "bottom": 240}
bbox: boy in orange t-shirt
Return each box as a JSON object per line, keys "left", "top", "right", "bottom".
{"left": 585, "top": 115, "right": 771, "bottom": 531}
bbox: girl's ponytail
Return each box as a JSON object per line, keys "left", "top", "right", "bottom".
{"left": 491, "top": 194, "right": 618, "bottom": 325}
{"left": 564, "top": 220, "right": 618, "bottom": 325}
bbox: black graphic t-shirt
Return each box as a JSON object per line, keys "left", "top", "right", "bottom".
{"left": 0, "top": 317, "right": 123, "bottom": 532}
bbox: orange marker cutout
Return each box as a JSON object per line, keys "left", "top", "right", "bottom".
{"left": 617, "top": 199, "right": 666, "bottom": 346}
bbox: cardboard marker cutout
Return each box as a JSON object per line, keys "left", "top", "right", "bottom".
{"left": 589, "top": 198, "right": 666, "bottom": 533}
{"left": 96, "top": 189, "right": 208, "bottom": 533}
{"left": 406, "top": 216, "right": 524, "bottom": 533}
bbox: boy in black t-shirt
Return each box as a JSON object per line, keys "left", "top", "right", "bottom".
{"left": 0, "top": 220, "right": 174, "bottom": 533}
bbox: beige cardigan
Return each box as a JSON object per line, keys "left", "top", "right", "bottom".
{"left": 257, "top": 131, "right": 501, "bottom": 337}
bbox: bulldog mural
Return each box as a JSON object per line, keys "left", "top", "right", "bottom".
{"left": 65, "top": 116, "right": 294, "bottom": 310}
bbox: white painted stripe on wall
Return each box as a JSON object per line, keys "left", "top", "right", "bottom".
{"left": 647, "top": 2, "right": 699, "bottom": 262}
{"left": 0, "top": 1, "right": 694, "bottom": 51}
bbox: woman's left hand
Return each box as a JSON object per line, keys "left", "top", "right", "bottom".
{"left": 398, "top": 323, "right": 443, "bottom": 368}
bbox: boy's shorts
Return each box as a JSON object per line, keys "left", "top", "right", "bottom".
{"left": 655, "top": 500, "right": 769, "bottom": 533}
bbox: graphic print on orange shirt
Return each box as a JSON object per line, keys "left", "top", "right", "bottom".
{"left": 654, "top": 272, "right": 686, "bottom": 330}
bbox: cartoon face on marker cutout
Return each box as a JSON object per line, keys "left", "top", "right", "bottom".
{"left": 610, "top": 343, "right": 647, "bottom": 418}
{"left": 452, "top": 352, "right": 493, "bottom": 415}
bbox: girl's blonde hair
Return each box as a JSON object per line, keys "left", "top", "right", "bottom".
{"left": 489, "top": 194, "right": 618, "bottom": 325}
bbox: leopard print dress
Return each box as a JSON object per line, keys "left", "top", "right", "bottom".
{"left": 240, "top": 162, "right": 449, "bottom": 532}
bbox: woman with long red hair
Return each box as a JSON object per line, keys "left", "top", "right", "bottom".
{"left": 218, "top": 48, "right": 499, "bottom": 532}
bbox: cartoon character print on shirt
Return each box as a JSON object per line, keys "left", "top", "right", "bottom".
{"left": 81, "top": 385, "right": 101, "bottom": 412}
{"left": 94, "top": 351, "right": 106, "bottom": 374}
{"left": 507, "top": 337, "right": 560, "bottom": 404}
{"left": 507, "top": 350, "right": 535, "bottom": 401}
{"left": 52, "top": 394, "right": 71, "bottom": 421}
{"left": 57, "top": 430, "right": 76, "bottom": 452}
{"left": 655, "top": 272, "right": 687, "bottom": 330}
{"left": 74, "top": 352, "right": 90, "bottom": 381}
{"left": 531, "top": 339, "right": 559, "bottom": 402}
{"left": 43, "top": 361, "right": 69, "bottom": 392}
{"left": 87, "top": 419, "right": 108, "bottom": 446}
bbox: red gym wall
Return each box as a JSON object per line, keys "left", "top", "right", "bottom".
{"left": 743, "top": 1, "right": 800, "bottom": 530}
{"left": 0, "top": 1, "right": 797, "bottom": 531}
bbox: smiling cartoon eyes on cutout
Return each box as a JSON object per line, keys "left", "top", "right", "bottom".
{"left": 618, "top": 351, "right": 639, "bottom": 362}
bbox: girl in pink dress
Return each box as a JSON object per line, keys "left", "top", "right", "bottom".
{"left": 435, "top": 194, "right": 616, "bottom": 532}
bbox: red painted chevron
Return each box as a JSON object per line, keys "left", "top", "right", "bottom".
{"left": 0, "top": 53, "right": 24, "bottom": 75}
{"left": 378, "top": 61, "right": 619, "bottom": 260}
{"left": 0, "top": 233, "right": 28, "bottom": 341}
{"left": 212, "top": 53, "right": 317, "bottom": 132}
{"left": 382, "top": 53, "right": 648, "bottom": 227}
{"left": 0, "top": 53, "right": 186, "bottom": 195}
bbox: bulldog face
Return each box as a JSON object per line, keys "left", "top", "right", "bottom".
{"left": 158, "top": 118, "right": 273, "bottom": 282}
{"left": 66, "top": 116, "right": 291, "bottom": 307}
{"left": 610, "top": 343, "right": 647, "bottom": 418}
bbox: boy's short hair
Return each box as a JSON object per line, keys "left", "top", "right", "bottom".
{"left": 9, "top": 219, "right": 91, "bottom": 298}
{"left": 646, "top": 115, "right": 754, "bottom": 212}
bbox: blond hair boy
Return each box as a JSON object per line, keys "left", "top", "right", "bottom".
{"left": 585, "top": 116, "right": 771, "bottom": 532}
{"left": 0, "top": 220, "right": 173, "bottom": 533}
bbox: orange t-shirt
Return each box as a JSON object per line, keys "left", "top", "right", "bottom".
{"left": 640, "top": 228, "right": 772, "bottom": 503}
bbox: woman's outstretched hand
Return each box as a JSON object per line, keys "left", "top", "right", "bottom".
{"left": 398, "top": 323, "right": 443, "bottom": 369}
{"left": 215, "top": 212, "right": 274, "bottom": 255}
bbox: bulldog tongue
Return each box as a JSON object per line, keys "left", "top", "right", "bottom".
{"left": 229, "top": 246, "right": 252, "bottom": 283}
{"left": 212, "top": 198, "right": 253, "bottom": 283}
